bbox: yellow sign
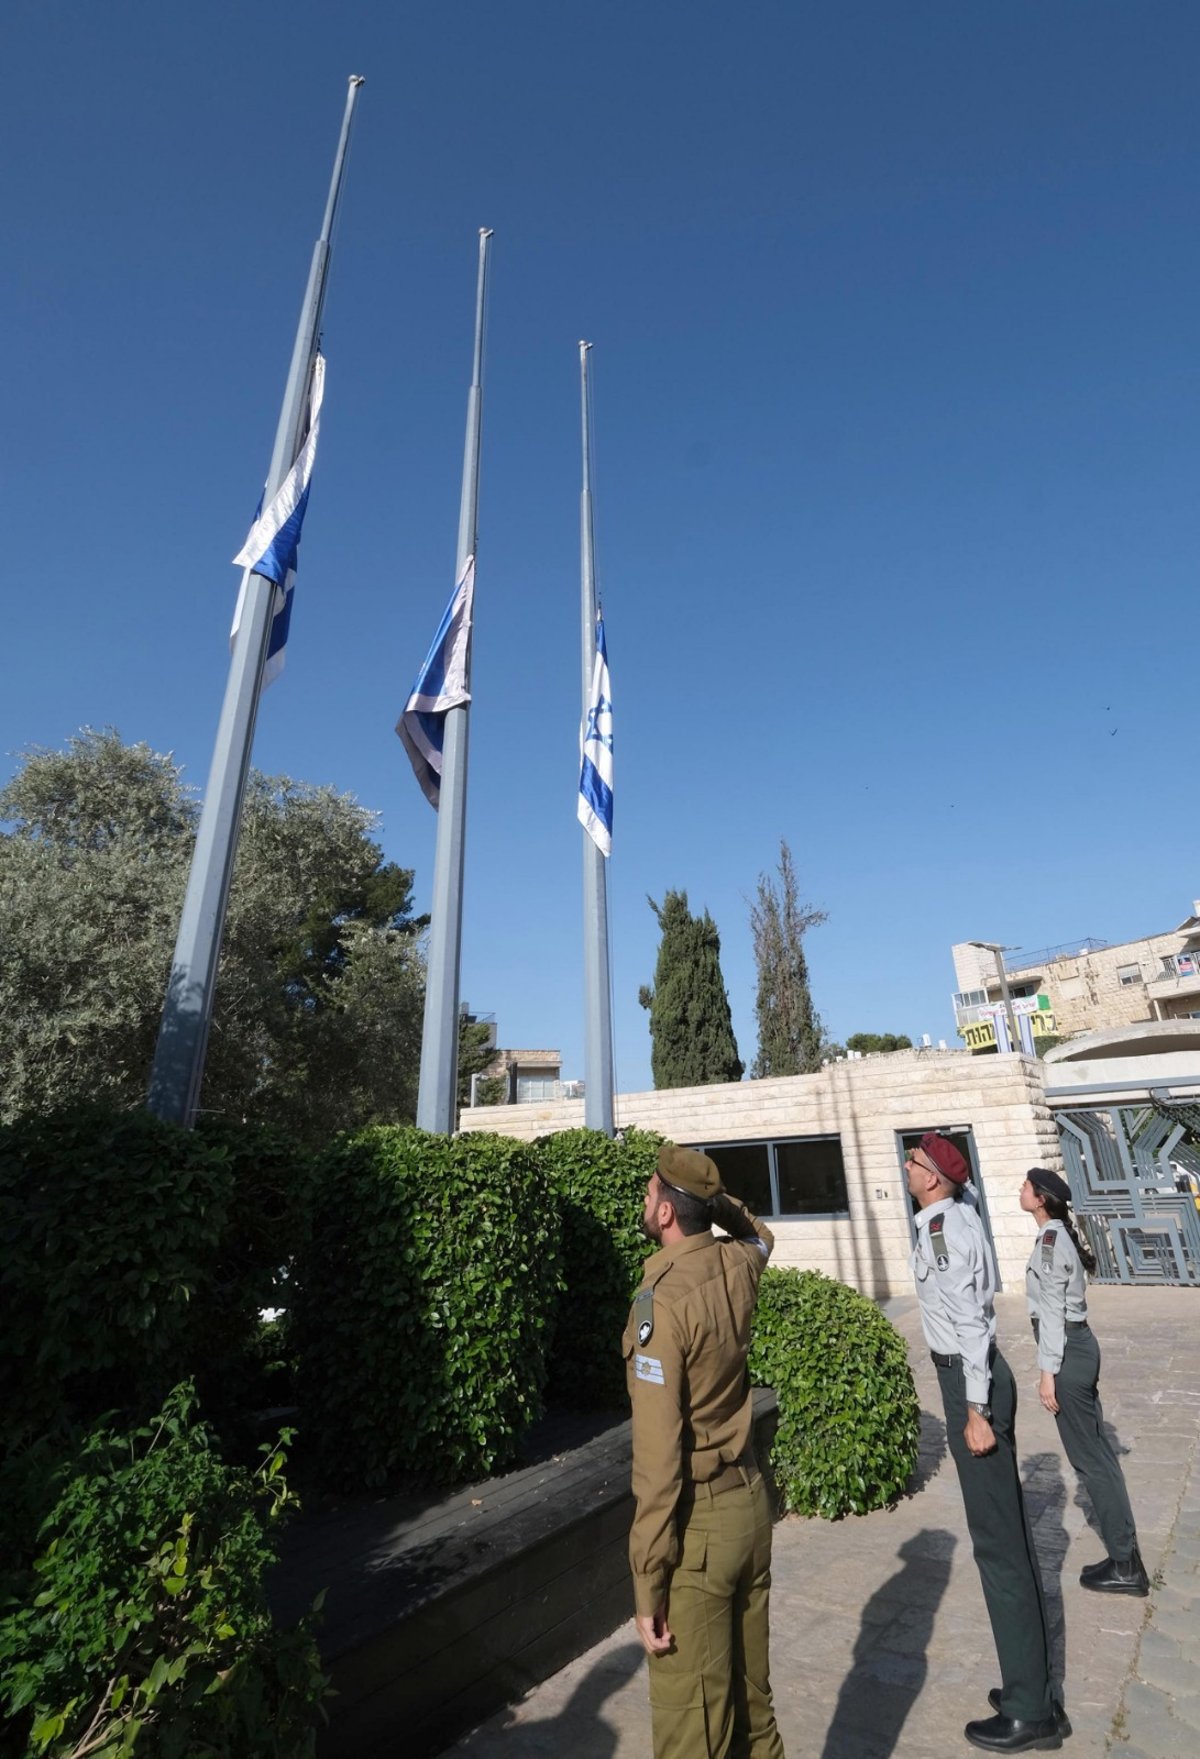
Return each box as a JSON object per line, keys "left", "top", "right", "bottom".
{"left": 961, "top": 1012, "right": 1057, "bottom": 1051}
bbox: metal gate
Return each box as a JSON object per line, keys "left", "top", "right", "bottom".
{"left": 1056, "top": 1100, "right": 1200, "bottom": 1284}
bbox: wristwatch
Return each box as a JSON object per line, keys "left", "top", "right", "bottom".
{"left": 967, "top": 1400, "right": 993, "bottom": 1421}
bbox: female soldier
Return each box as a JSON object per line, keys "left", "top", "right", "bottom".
{"left": 1021, "top": 1166, "right": 1148, "bottom": 1596}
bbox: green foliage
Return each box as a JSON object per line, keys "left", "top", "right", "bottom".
{"left": 0, "top": 1104, "right": 311, "bottom": 1452}
{"left": 292, "top": 1127, "right": 561, "bottom": 1488}
{"left": 750, "top": 841, "right": 827, "bottom": 1077}
{"left": 457, "top": 1014, "right": 498, "bottom": 1110}
{"left": 0, "top": 730, "right": 424, "bottom": 1140}
{"left": 0, "top": 1386, "right": 325, "bottom": 1759}
{"left": 639, "top": 890, "right": 743, "bottom": 1088}
{"left": 535, "top": 1128, "right": 661, "bottom": 1407}
{"left": 750, "top": 1268, "right": 920, "bottom": 1519}
{"left": 845, "top": 1033, "right": 913, "bottom": 1054}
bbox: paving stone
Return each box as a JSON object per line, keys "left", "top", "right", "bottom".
{"left": 441, "top": 1290, "right": 1200, "bottom": 1759}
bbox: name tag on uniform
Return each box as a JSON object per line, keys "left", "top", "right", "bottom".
{"left": 635, "top": 1354, "right": 664, "bottom": 1384}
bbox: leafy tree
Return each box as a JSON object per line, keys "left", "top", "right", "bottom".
{"left": 845, "top": 1032, "right": 913, "bottom": 1055}
{"left": 750, "top": 840, "right": 827, "bottom": 1077}
{"left": 457, "top": 1013, "right": 498, "bottom": 1110}
{"left": 639, "top": 890, "right": 743, "bottom": 1088}
{"left": 0, "top": 729, "right": 424, "bottom": 1139}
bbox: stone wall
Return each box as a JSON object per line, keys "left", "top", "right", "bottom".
{"left": 465, "top": 1049, "right": 1062, "bottom": 1298}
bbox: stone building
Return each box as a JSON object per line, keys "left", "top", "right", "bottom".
{"left": 952, "top": 897, "right": 1200, "bottom": 1050}
{"left": 468, "top": 1049, "right": 1060, "bottom": 1299}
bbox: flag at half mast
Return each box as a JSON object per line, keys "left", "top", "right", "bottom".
{"left": 230, "top": 351, "right": 326, "bottom": 686}
{"left": 578, "top": 610, "right": 613, "bottom": 855}
{"left": 396, "top": 557, "right": 476, "bottom": 808}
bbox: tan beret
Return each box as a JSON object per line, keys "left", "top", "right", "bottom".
{"left": 657, "top": 1143, "right": 723, "bottom": 1201}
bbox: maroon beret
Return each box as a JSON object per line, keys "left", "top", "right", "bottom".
{"left": 917, "top": 1132, "right": 969, "bottom": 1184}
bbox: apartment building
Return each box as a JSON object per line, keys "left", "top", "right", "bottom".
{"left": 951, "top": 898, "right": 1200, "bottom": 1052}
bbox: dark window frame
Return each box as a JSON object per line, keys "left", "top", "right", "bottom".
{"left": 692, "top": 1134, "right": 850, "bottom": 1220}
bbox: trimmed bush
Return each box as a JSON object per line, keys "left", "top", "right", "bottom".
{"left": 536, "top": 1127, "right": 661, "bottom": 1408}
{"left": 0, "top": 1104, "right": 312, "bottom": 1454}
{"left": 0, "top": 1385, "right": 325, "bottom": 1759}
{"left": 292, "top": 1127, "right": 560, "bottom": 1488}
{"left": 750, "top": 1268, "right": 920, "bottom": 1519}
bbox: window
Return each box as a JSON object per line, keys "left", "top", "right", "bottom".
{"left": 698, "top": 1136, "right": 849, "bottom": 1218}
{"left": 516, "top": 1076, "right": 557, "bottom": 1101}
{"left": 1117, "top": 963, "right": 1142, "bottom": 987}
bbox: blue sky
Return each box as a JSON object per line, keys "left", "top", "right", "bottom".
{"left": 3, "top": 2, "right": 1197, "bottom": 1093}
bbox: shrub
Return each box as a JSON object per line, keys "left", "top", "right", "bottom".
{"left": 0, "top": 1105, "right": 313, "bottom": 1455}
{"left": 292, "top": 1127, "right": 560, "bottom": 1488}
{"left": 750, "top": 1268, "right": 920, "bottom": 1519}
{"left": 535, "top": 1128, "right": 661, "bottom": 1408}
{"left": 0, "top": 1384, "right": 325, "bottom": 1759}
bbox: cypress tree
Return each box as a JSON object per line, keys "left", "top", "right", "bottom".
{"left": 751, "top": 840, "right": 827, "bottom": 1077}
{"left": 638, "top": 890, "right": 743, "bottom": 1089}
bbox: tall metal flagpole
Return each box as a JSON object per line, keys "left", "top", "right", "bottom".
{"left": 148, "top": 76, "right": 365, "bottom": 1126}
{"left": 415, "top": 227, "right": 493, "bottom": 1132}
{"left": 579, "top": 342, "right": 615, "bottom": 1134}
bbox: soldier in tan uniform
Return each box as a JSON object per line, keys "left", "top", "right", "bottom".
{"left": 623, "top": 1143, "right": 786, "bottom": 1759}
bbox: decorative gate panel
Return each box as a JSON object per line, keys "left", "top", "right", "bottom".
{"left": 1055, "top": 1103, "right": 1200, "bottom": 1286}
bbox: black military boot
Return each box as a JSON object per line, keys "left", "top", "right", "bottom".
{"left": 989, "top": 1691, "right": 1071, "bottom": 1736}
{"left": 1079, "top": 1547, "right": 1149, "bottom": 1596}
{"left": 965, "top": 1710, "right": 1063, "bottom": 1752}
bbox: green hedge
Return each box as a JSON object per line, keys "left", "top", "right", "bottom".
{"left": 292, "top": 1127, "right": 560, "bottom": 1488}
{"left": 750, "top": 1268, "right": 920, "bottom": 1518}
{"left": 0, "top": 1385, "right": 325, "bottom": 1759}
{"left": 0, "top": 1104, "right": 311, "bottom": 1454}
{"left": 536, "top": 1127, "right": 660, "bottom": 1408}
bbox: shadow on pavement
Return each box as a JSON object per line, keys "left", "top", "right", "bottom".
{"left": 1021, "top": 1449, "right": 1069, "bottom": 1691}
{"left": 819, "top": 1529, "right": 956, "bottom": 1759}
{"left": 452, "top": 1642, "right": 644, "bottom": 1757}
{"left": 905, "top": 1408, "right": 948, "bottom": 1495}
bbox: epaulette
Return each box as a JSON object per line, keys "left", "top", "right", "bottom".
{"left": 929, "top": 1212, "right": 950, "bottom": 1268}
{"left": 633, "top": 1284, "right": 655, "bottom": 1347}
{"left": 1040, "top": 1227, "right": 1057, "bottom": 1268}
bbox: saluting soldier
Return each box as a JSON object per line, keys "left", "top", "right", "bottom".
{"left": 624, "top": 1143, "right": 786, "bottom": 1759}
{"left": 1020, "top": 1165, "right": 1148, "bottom": 1596}
{"left": 905, "top": 1133, "right": 1068, "bottom": 1755}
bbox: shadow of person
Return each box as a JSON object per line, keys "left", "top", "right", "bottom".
{"left": 1021, "top": 1450, "right": 1069, "bottom": 1693}
{"left": 819, "top": 1529, "right": 956, "bottom": 1759}
{"left": 905, "top": 1407, "right": 948, "bottom": 1496}
{"left": 450, "top": 1641, "right": 644, "bottom": 1757}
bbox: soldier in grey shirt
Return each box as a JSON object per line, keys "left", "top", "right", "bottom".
{"left": 1021, "top": 1166, "right": 1147, "bottom": 1596}
{"left": 907, "top": 1134, "right": 1066, "bottom": 1755}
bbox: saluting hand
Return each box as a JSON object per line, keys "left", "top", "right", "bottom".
{"left": 1039, "top": 1370, "right": 1059, "bottom": 1414}
{"left": 635, "top": 1604, "right": 673, "bottom": 1656}
{"left": 964, "top": 1410, "right": 997, "bottom": 1457}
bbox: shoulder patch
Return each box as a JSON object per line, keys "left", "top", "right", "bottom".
{"left": 929, "top": 1213, "right": 950, "bottom": 1268}
{"left": 635, "top": 1354, "right": 664, "bottom": 1384}
{"left": 1041, "top": 1227, "right": 1057, "bottom": 1266}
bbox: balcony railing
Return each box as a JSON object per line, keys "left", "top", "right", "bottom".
{"left": 1003, "top": 937, "right": 1110, "bottom": 974}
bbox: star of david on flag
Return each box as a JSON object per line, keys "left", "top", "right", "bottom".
{"left": 230, "top": 351, "right": 325, "bottom": 687}
{"left": 578, "top": 611, "right": 613, "bottom": 856}
{"left": 396, "top": 557, "right": 476, "bottom": 809}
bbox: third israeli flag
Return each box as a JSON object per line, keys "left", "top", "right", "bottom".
{"left": 578, "top": 612, "right": 613, "bottom": 856}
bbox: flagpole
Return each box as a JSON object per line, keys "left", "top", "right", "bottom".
{"left": 415, "top": 227, "right": 493, "bottom": 1132}
{"left": 148, "top": 75, "right": 365, "bottom": 1127}
{"left": 579, "top": 341, "right": 616, "bottom": 1135}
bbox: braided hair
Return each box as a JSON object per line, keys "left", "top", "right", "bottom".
{"left": 1040, "top": 1191, "right": 1097, "bottom": 1276}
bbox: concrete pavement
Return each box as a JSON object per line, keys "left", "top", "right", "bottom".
{"left": 442, "top": 1287, "right": 1200, "bottom": 1758}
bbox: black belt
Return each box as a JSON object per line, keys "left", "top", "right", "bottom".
{"left": 1030, "top": 1317, "right": 1088, "bottom": 1336}
{"left": 931, "top": 1342, "right": 997, "bottom": 1370}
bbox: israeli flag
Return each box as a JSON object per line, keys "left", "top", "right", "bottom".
{"left": 396, "top": 557, "right": 476, "bottom": 808}
{"left": 578, "top": 612, "right": 613, "bottom": 856}
{"left": 230, "top": 352, "right": 325, "bottom": 687}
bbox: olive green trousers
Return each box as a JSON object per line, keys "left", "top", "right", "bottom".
{"left": 647, "top": 1472, "right": 786, "bottom": 1759}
